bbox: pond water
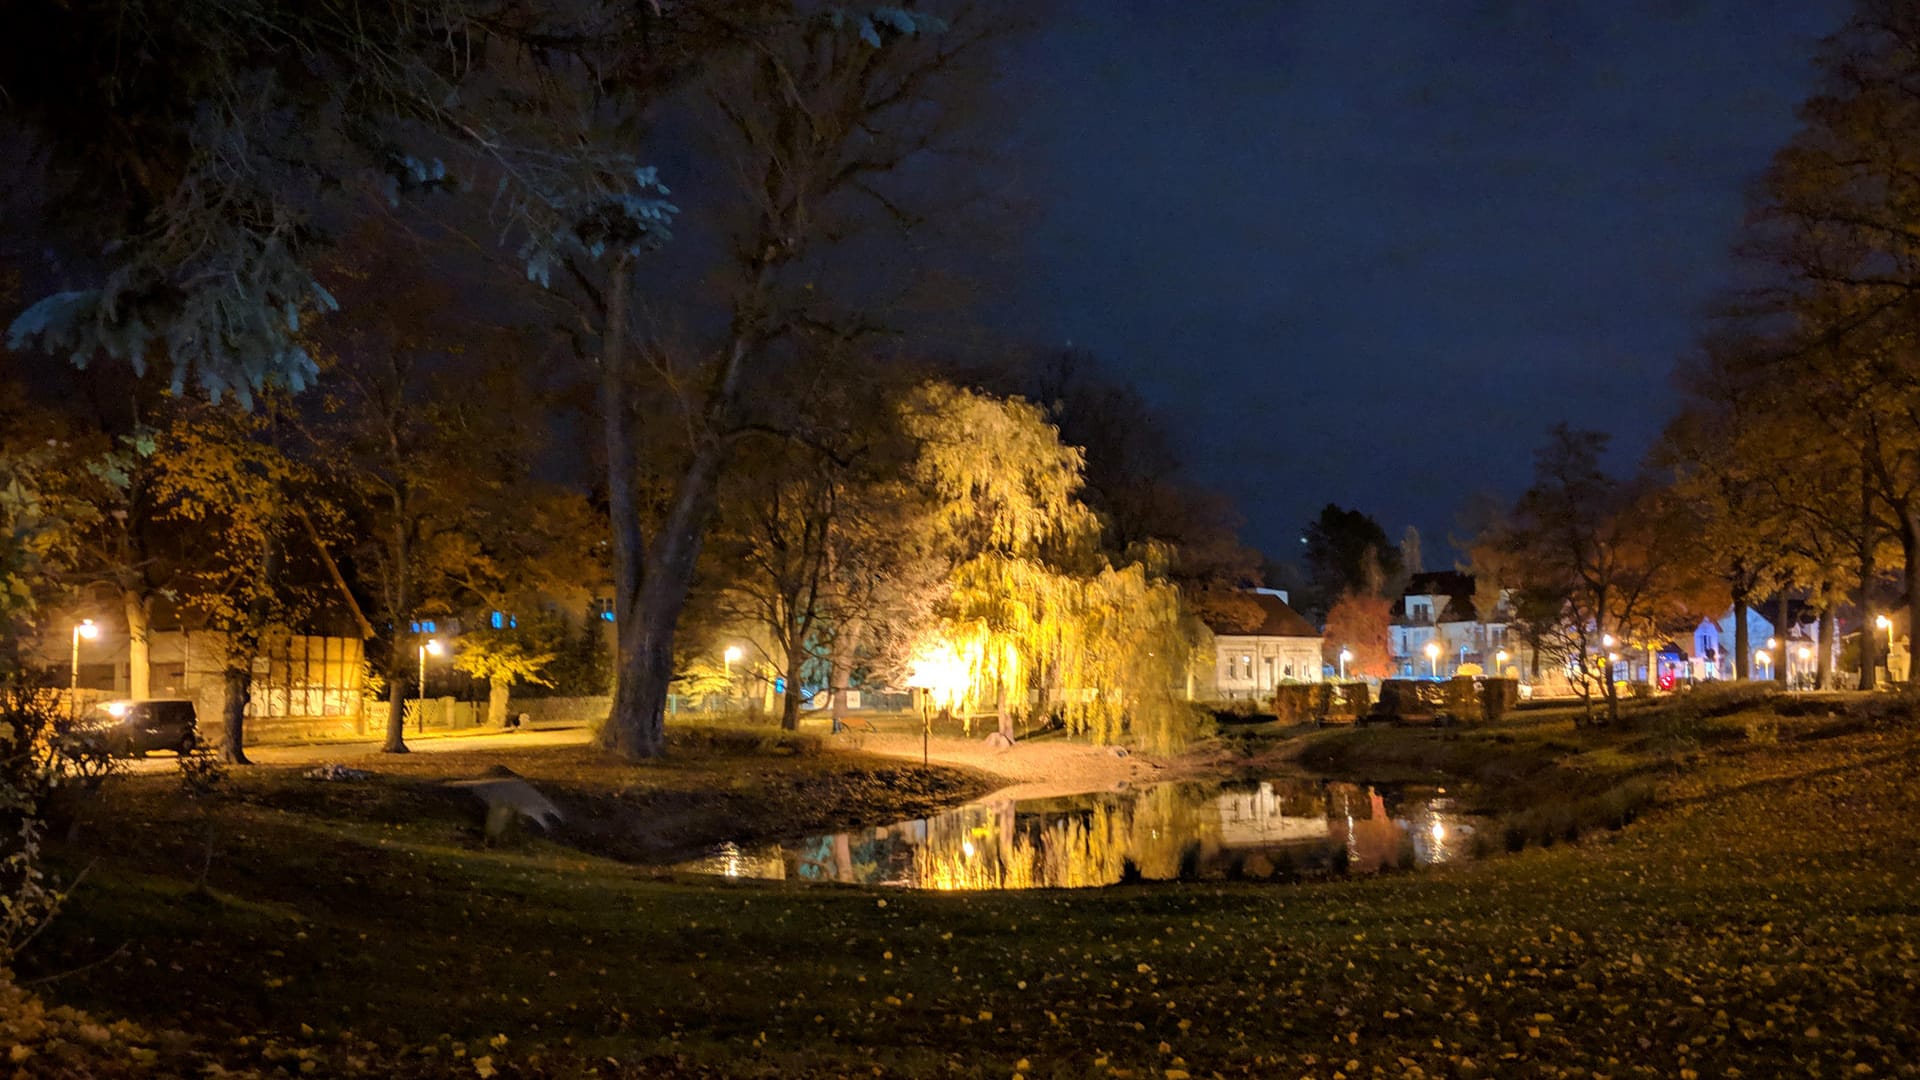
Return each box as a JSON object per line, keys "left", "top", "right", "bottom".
{"left": 671, "top": 777, "right": 1485, "bottom": 890}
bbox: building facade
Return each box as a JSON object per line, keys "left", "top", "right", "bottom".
{"left": 1389, "top": 571, "right": 1518, "bottom": 679}
{"left": 1206, "top": 589, "right": 1324, "bottom": 701}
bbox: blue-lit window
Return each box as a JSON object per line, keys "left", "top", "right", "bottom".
{"left": 490, "top": 611, "right": 504, "bottom": 629}
{"left": 409, "top": 620, "right": 437, "bottom": 634}
{"left": 591, "top": 598, "right": 615, "bottom": 622}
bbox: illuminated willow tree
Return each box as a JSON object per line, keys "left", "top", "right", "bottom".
{"left": 906, "top": 384, "right": 1197, "bottom": 751}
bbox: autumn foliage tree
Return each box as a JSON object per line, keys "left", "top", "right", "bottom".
{"left": 1321, "top": 592, "right": 1392, "bottom": 680}
{"left": 1493, "top": 426, "right": 1719, "bottom": 726}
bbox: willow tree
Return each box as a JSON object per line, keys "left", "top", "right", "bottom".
{"left": 453, "top": 634, "right": 555, "bottom": 728}
{"left": 908, "top": 384, "right": 1196, "bottom": 750}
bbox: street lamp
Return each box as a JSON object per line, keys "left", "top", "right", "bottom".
{"left": 417, "top": 638, "right": 442, "bottom": 732}
{"left": 1797, "top": 644, "right": 1813, "bottom": 689}
{"left": 723, "top": 645, "right": 742, "bottom": 677}
{"left": 1424, "top": 641, "right": 1440, "bottom": 678}
{"left": 70, "top": 618, "right": 100, "bottom": 717}
{"left": 1339, "top": 647, "right": 1352, "bottom": 681}
{"left": 1496, "top": 649, "right": 1509, "bottom": 675}
{"left": 1755, "top": 649, "right": 1771, "bottom": 680}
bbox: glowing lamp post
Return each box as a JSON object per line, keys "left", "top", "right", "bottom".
{"left": 1424, "top": 641, "right": 1440, "bottom": 678}
{"left": 417, "top": 638, "right": 442, "bottom": 732}
{"left": 1754, "top": 649, "right": 1772, "bottom": 681}
{"left": 1339, "top": 647, "right": 1352, "bottom": 681}
{"left": 1797, "top": 644, "right": 1812, "bottom": 689}
{"left": 1496, "top": 649, "right": 1509, "bottom": 676}
{"left": 70, "top": 618, "right": 100, "bottom": 717}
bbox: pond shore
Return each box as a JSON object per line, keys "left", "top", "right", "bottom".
{"left": 17, "top": 691, "right": 1920, "bottom": 1078}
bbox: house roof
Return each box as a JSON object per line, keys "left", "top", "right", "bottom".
{"left": 1403, "top": 570, "right": 1474, "bottom": 599}
{"left": 1395, "top": 571, "right": 1483, "bottom": 624}
{"left": 1214, "top": 592, "right": 1320, "bottom": 639}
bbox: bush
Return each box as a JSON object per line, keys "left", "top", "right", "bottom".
{"left": 1307, "top": 683, "right": 1333, "bottom": 723}
{"left": 1442, "top": 677, "right": 1479, "bottom": 720}
{"left": 3, "top": 685, "right": 118, "bottom": 968}
{"left": 1479, "top": 678, "right": 1519, "bottom": 722}
{"left": 1374, "top": 680, "right": 1431, "bottom": 721}
{"left": 1273, "top": 684, "right": 1314, "bottom": 725}
{"left": 1341, "top": 681, "right": 1372, "bottom": 717}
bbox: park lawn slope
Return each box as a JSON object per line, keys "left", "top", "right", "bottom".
{"left": 13, "top": 706, "right": 1920, "bottom": 1077}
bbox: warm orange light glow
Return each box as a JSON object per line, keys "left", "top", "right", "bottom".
{"left": 75, "top": 619, "right": 99, "bottom": 640}
{"left": 906, "top": 638, "right": 972, "bottom": 712}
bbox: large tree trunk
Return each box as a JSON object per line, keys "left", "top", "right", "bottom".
{"left": 1732, "top": 591, "right": 1750, "bottom": 680}
{"left": 828, "top": 617, "right": 864, "bottom": 733}
{"left": 1775, "top": 593, "right": 1790, "bottom": 684}
{"left": 1817, "top": 603, "right": 1836, "bottom": 690}
{"left": 383, "top": 674, "right": 409, "bottom": 753}
{"left": 219, "top": 662, "right": 252, "bottom": 765}
{"left": 487, "top": 678, "right": 510, "bottom": 727}
{"left": 779, "top": 630, "right": 807, "bottom": 732}
{"left": 1860, "top": 475, "right": 1880, "bottom": 690}
{"left": 123, "top": 589, "right": 151, "bottom": 700}
{"left": 382, "top": 630, "right": 408, "bottom": 749}
{"left": 603, "top": 381, "right": 741, "bottom": 758}
{"left": 221, "top": 531, "right": 279, "bottom": 764}
{"left": 1903, "top": 510, "right": 1920, "bottom": 686}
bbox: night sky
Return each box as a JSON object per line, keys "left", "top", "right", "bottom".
{"left": 987, "top": 0, "right": 1848, "bottom": 563}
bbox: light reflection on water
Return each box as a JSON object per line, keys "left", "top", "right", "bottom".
{"left": 671, "top": 778, "right": 1482, "bottom": 890}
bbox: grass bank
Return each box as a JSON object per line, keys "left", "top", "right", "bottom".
{"left": 12, "top": 695, "right": 1920, "bottom": 1077}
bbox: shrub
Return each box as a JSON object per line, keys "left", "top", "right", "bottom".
{"left": 1341, "top": 681, "right": 1372, "bottom": 717}
{"left": 1273, "top": 684, "right": 1314, "bottom": 725}
{"left": 1374, "top": 680, "right": 1429, "bottom": 720}
{"left": 1480, "top": 678, "right": 1519, "bottom": 722}
{"left": 4, "top": 685, "right": 118, "bottom": 968}
{"left": 1442, "top": 677, "right": 1478, "bottom": 720}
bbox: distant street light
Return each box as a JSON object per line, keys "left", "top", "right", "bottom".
{"left": 1339, "top": 647, "right": 1352, "bottom": 681}
{"left": 1496, "top": 649, "right": 1510, "bottom": 675}
{"left": 724, "top": 645, "right": 742, "bottom": 677}
{"left": 70, "top": 618, "right": 100, "bottom": 718}
{"left": 1876, "top": 614, "right": 1892, "bottom": 631}
{"left": 1424, "top": 641, "right": 1440, "bottom": 678}
{"left": 1797, "top": 644, "right": 1813, "bottom": 688}
{"left": 417, "top": 638, "right": 443, "bottom": 733}
{"left": 1755, "top": 649, "right": 1772, "bottom": 680}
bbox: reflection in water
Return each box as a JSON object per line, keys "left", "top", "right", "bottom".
{"left": 673, "top": 778, "right": 1481, "bottom": 890}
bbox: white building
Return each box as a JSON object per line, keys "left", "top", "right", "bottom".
{"left": 1207, "top": 588, "right": 1324, "bottom": 700}
{"left": 1390, "top": 572, "right": 1516, "bottom": 678}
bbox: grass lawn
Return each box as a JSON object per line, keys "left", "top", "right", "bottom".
{"left": 12, "top": 692, "right": 1920, "bottom": 1077}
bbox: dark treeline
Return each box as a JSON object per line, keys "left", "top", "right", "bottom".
{"left": 1458, "top": 0, "right": 1920, "bottom": 725}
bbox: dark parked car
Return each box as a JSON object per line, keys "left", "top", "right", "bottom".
{"left": 70, "top": 699, "right": 200, "bottom": 757}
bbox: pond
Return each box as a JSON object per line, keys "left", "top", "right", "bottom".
{"left": 670, "top": 777, "right": 1486, "bottom": 890}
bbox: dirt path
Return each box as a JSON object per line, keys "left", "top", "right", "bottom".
{"left": 839, "top": 730, "right": 1177, "bottom": 801}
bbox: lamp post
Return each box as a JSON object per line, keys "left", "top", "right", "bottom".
{"left": 416, "top": 638, "right": 442, "bottom": 733}
{"left": 1755, "top": 649, "right": 1771, "bottom": 681}
{"left": 1339, "top": 647, "right": 1352, "bottom": 681}
{"left": 1797, "top": 644, "right": 1812, "bottom": 690}
{"left": 70, "top": 618, "right": 100, "bottom": 718}
{"left": 724, "top": 645, "right": 742, "bottom": 677}
{"left": 1424, "top": 641, "right": 1440, "bottom": 678}
{"left": 1496, "top": 649, "right": 1509, "bottom": 676}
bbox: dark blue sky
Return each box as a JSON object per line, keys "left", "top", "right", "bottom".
{"left": 985, "top": 0, "right": 1848, "bottom": 562}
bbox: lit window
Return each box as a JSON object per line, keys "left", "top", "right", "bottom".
{"left": 409, "top": 620, "right": 437, "bottom": 634}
